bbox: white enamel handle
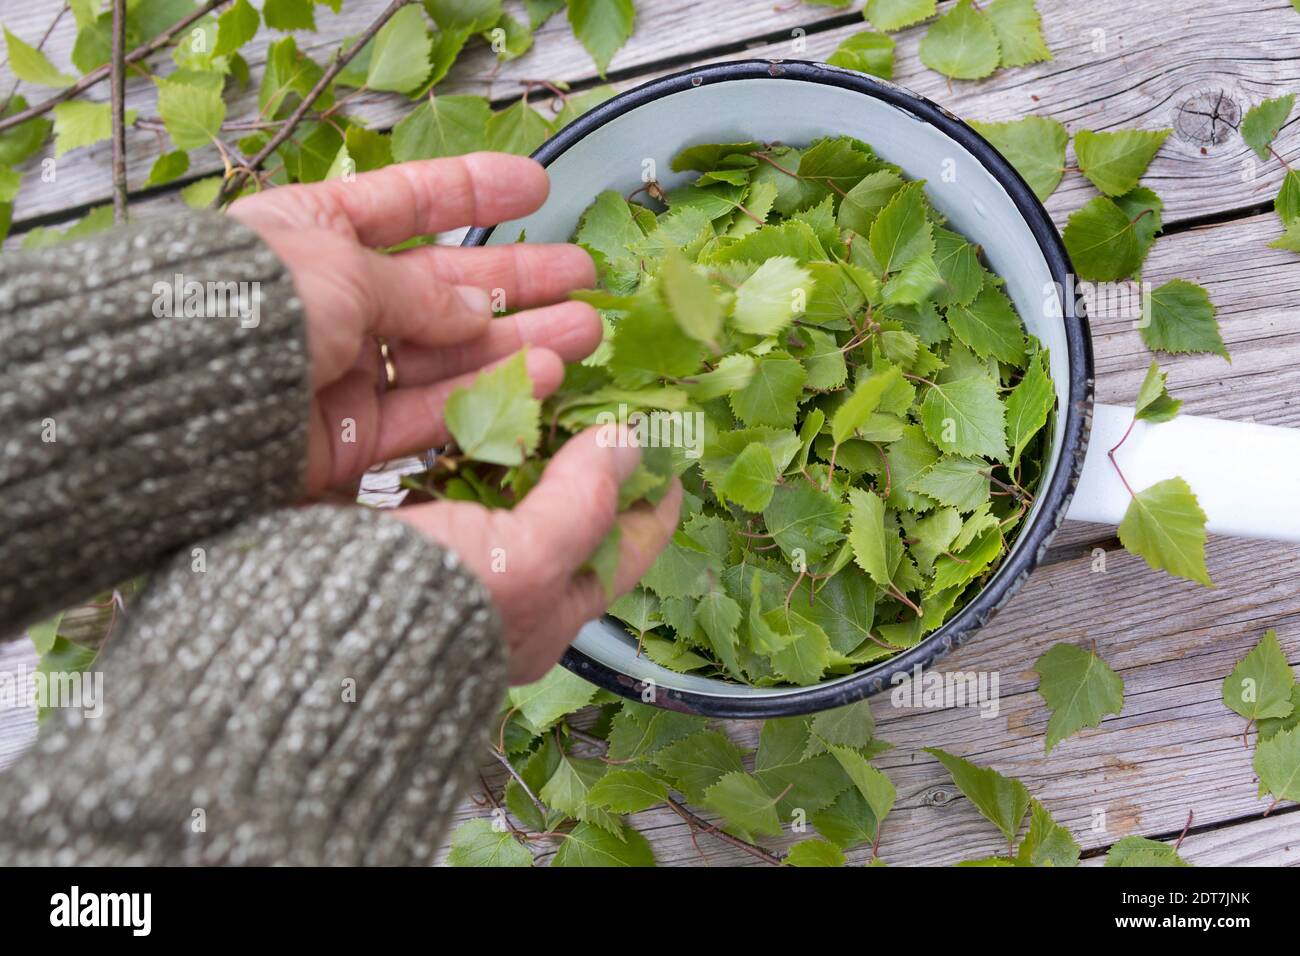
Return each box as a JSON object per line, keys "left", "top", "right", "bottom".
{"left": 1066, "top": 403, "right": 1300, "bottom": 543}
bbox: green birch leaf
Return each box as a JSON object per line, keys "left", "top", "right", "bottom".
{"left": 263, "top": 0, "right": 316, "bottom": 31}
{"left": 1254, "top": 725, "right": 1300, "bottom": 804}
{"left": 552, "top": 822, "right": 656, "bottom": 867}
{"left": 485, "top": 98, "right": 550, "bottom": 155}
{"left": 653, "top": 730, "right": 746, "bottom": 803}
{"left": 145, "top": 149, "right": 191, "bottom": 188}
{"left": 4, "top": 27, "right": 75, "bottom": 88}
{"left": 156, "top": 76, "right": 226, "bottom": 151}
{"left": 1062, "top": 196, "right": 1143, "bottom": 282}
{"left": 566, "top": 0, "right": 635, "bottom": 77}
{"left": 703, "top": 771, "right": 784, "bottom": 841}
{"left": 847, "top": 488, "right": 894, "bottom": 589}
{"left": 694, "top": 591, "right": 744, "bottom": 679}
{"left": 1133, "top": 360, "right": 1182, "bottom": 424}
{"left": 1241, "top": 94, "right": 1294, "bottom": 162}
{"left": 1074, "top": 127, "right": 1171, "bottom": 197}
{"left": 924, "top": 747, "right": 1031, "bottom": 845}
{"left": 507, "top": 665, "right": 597, "bottom": 731}
{"left": 525, "top": 0, "right": 566, "bottom": 29}
{"left": 731, "top": 256, "right": 815, "bottom": 335}
{"left": 919, "top": 374, "right": 1008, "bottom": 460}
{"left": 447, "top": 818, "right": 532, "bottom": 867}
{"left": 918, "top": 0, "right": 1001, "bottom": 81}
{"left": 986, "top": 0, "right": 1051, "bottom": 68}
{"left": 445, "top": 351, "right": 540, "bottom": 465}
{"left": 365, "top": 4, "right": 433, "bottom": 94}
{"left": 826, "top": 30, "right": 896, "bottom": 79}
{"left": 785, "top": 839, "right": 847, "bottom": 867}
{"left": 1140, "top": 279, "right": 1229, "bottom": 360}
{"left": 945, "top": 284, "right": 1026, "bottom": 365}
{"left": 832, "top": 364, "right": 905, "bottom": 445}
{"left": 729, "top": 352, "right": 807, "bottom": 428}
{"left": 1104, "top": 835, "right": 1190, "bottom": 868}
{"left": 718, "top": 442, "right": 778, "bottom": 512}
{"left": 870, "top": 180, "right": 933, "bottom": 277}
{"left": 214, "top": 0, "right": 261, "bottom": 57}
{"left": 53, "top": 100, "right": 137, "bottom": 156}
{"left": 27, "top": 613, "right": 64, "bottom": 656}
{"left": 1259, "top": 686, "right": 1300, "bottom": 741}
{"left": 1004, "top": 349, "right": 1054, "bottom": 469}
{"left": 969, "top": 115, "right": 1068, "bottom": 202}
{"left": 824, "top": 743, "right": 896, "bottom": 825}
{"left": 1117, "top": 477, "right": 1212, "bottom": 587}
{"left": 808, "top": 699, "right": 876, "bottom": 752}
{"left": 660, "top": 248, "right": 723, "bottom": 346}
{"left": 864, "top": 0, "right": 936, "bottom": 31}
{"left": 908, "top": 456, "right": 991, "bottom": 512}
{"left": 1221, "top": 629, "right": 1296, "bottom": 722}
{"left": 1034, "top": 642, "right": 1125, "bottom": 752}
{"left": 585, "top": 769, "right": 667, "bottom": 814}
{"left": 425, "top": 0, "right": 501, "bottom": 32}
{"left": 763, "top": 481, "right": 851, "bottom": 567}
{"left": 1016, "top": 800, "right": 1081, "bottom": 867}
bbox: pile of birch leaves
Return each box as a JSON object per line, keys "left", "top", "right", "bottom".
{"left": 434, "top": 133, "right": 1059, "bottom": 688}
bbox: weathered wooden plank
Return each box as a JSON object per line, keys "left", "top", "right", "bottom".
{"left": 4, "top": 0, "right": 1300, "bottom": 229}
{"left": 0, "top": 641, "right": 38, "bottom": 770}
{"left": 1078, "top": 810, "right": 1300, "bottom": 867}
{"left": 438, "top": 533, "right": 1300, "bottom": 866}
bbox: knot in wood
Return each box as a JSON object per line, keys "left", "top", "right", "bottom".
{"left": 922, "top": 785, "right": 954, "bottom": 807}
{"left": 1174, "top": 90, "right": 1241, "bottom": 146}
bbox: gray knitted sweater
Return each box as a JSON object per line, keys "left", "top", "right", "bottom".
{"left": 0, "top": 214, "right": 506, "bottom": 865}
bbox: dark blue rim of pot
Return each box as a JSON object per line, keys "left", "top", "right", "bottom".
{"left": 463, "top": 59, "right": 1094, "bottom": 719}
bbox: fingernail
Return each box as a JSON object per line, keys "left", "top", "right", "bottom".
{"left": 456, "top": 285, "right": 493, "bottom": 317}
{"left": 612, "top": 440, "right": 641, "bottom": 482}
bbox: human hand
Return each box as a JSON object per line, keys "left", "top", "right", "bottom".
{"left": 394, "top": 429, "right": 683, "bottom": 685}
{"left": 228, "top": 152, "right": 601, "bottom": 498}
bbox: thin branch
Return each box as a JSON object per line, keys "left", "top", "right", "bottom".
{"left": 110, "top": 0, "right": 128, "bottom": 223}
{"left": 212, "top": 0, "right": 414, "bottom": 207}
{"left": 488, "top": 747, "right": 547, "bottom": 820}
{"left": 0, "top": 0, "right": 232, "bottom": 134}
{"left": 665, "top": 796, "right": 785, "bottom": 866}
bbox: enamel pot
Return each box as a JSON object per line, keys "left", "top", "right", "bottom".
{"left": 463, "top": 60, "right": 1300, "bottom": 718}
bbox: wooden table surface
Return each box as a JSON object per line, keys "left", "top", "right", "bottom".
{"left": 2, "top": 0, "right": 1299, "bottom": 866}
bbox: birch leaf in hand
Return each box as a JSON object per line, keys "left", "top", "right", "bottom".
{"left": 1034, "top": 643, "right": 1125, "bottom": 752}
{"left": 969, "top": 116, "right": 1068, "bottom": 202}
{"left": 924, "top": 747, "right": 1031, "bottom": 844}
{"left": 1118, "top": 477, "right": 1212, "bottom": 587}
{"left": 1221, "top": 629, "right": 1296, "bottom": 722}
{"left": 445, "top": 351, "right": 541, "bottom": 466}
{"left": 986, "top": 0, "right": 1051, "bottom": 68}
{"left": 1241, "top": 94, "right": 1295, "bottom": 161}
{"left": 1074, "top": 128, "right": 1171, "bottom": 197}
{"left": 1254, "top": 726, "right": 1300, "bottom": 804}
{"left": 918, "top": 0, "right": 1001, "bottom": 81}
{"left": 1140, "top": 280, "right": 1229, "bottom": 360}
{"left": 1133, "top": 360, "right": 1182, "bottom": 424}
{"left": 864, "top": 0, "right": 936, "bottom": 32}
{"left": 364, "top": 4, "right": 433, "bottom": 94}
{"left": 566, "top": 0, "right": 635, "bottom": 77}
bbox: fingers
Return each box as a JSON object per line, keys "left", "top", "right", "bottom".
{"left": 372, "top": 348, "right": 566, "bottom": 463}
{"left": 511, "top": 427, "right": 644, "bottom": 579}
{"left": 396, "top": 243, "right": 596, "bottom": 312}
{"left": 361, "top": 248, "right": 495, "bottom": 347}
{"left": 232, "top": 153, "right": 550, "bottom": 248}
{"left": 394, "top": 301, "right": 602, "bottom": 386}
{"left": 559, "top": 479, "right": 684, "bottom": 628}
